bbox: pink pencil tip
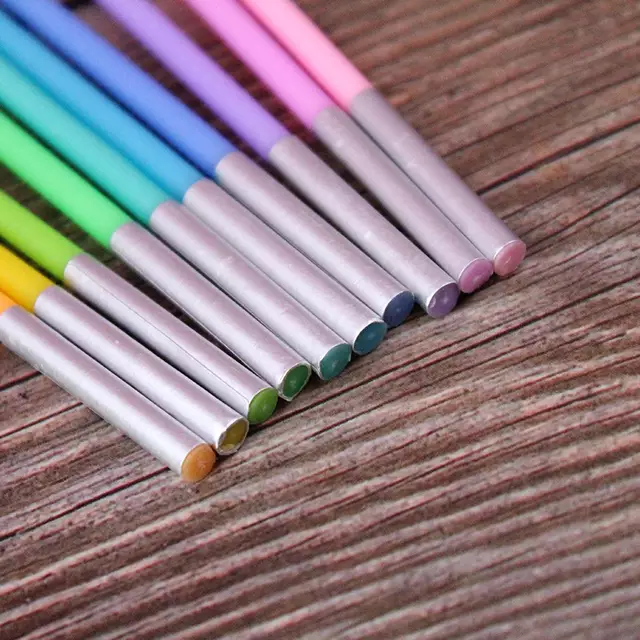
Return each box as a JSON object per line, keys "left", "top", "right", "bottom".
{"left": 494, "top": 240, "right": 526, "bottom": 276}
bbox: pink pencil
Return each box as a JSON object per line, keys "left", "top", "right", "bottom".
{"left": 183, "top": 0, "right": 495, "bottom": 294}
{"left": 238, "top": 0, "right": 526, "bottom": 277}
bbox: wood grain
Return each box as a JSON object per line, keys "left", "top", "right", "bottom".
{"left": 1, "top": 0, "right": 639, "bottom": 637}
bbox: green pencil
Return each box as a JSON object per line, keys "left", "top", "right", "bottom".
{"left": 0, "top": 190, "right": 279, "bottom": 423}
{"left": 0, "top": 57, "right": 352, "bottom": 383}
{"left": 0, "top": 112, "right": 311, "bottom": 400}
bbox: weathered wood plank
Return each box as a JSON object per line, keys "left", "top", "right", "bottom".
{"left": 1, "top": 0, "right": 639, "bottom": 637}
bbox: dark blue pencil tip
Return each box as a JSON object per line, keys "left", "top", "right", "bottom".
{"left": 382, "top": 291, "right": 415, "bottom": 328}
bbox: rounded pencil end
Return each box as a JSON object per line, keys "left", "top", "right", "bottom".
{"left": 181, "top": 444, "right": 216, "bottom": 483}
{"left": 353, "top": 321, "right": 387, "bottom": 355}
{"left": 458, "top": 258, "right": 494, "bottom": 293}
{"left": 494, "top": 240, "right": 526, "bottom": 277}
{"left": 319, "top": 343, "right": 352, "bottom": 380}
{"left": 382, "top": 291, "right": 415, "bottom": 328}
{"left": 247, "top": 387, "right": 279, "bottom": 424}
{"left": 218, "top": 418, "right": 250, "bottom": 455}
{"left": 426, "top": 282, "right": 460, "bottom": 318}
{"left": 281, "top": 363, "right": 312, "bottom": 401}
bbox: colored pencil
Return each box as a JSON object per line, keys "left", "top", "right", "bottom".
{"left": 0, "top": 190, "right": 278, "bottom": 424}
{"left": 0, "top": 112, "right": 311, "bottom": 401}
{"left": 0, "top": 290, "right": 215, "bottom": 482}
{"left": 0, "top": 245, "right": 249, "bottom": 454}
{"left": 179, "top": 0, "right": 494, "bottom": 293}
{"left": 94, "top": 0, "right": 456, "bottom": 319}
{"left": 0, "top": 58, "right": 350, "bottom": 382}
{"left": 0, "top": 0, "right": 461, "bottom": 321}
{"left": 0, "top": 12, "right": 387, "bottom": 354}
{"left": 240, "top": 0, "right": 527, "bottom": 277}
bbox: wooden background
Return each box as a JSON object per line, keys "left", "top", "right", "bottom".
{"left": 1, "top": 0, "right": 639, "bottom": 637}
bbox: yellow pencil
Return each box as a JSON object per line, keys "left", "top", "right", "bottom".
{"left": 0, "top": 285, "right": 215, "bottom": 482}
{"left": 0, "top": 245, "right": 248, "bottom": 456}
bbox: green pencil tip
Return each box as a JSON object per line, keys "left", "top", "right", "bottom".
{"left": 319, "top": 343, "right": 351, "bottom": 380}
{"left": 353, "top": 321, "right": 387, "bottom": 355}
{"left": 247, "top": 387, "right": 279, "bottom": 424}
{"left": 281, "top": 363, "right": 311, "bottom": 401}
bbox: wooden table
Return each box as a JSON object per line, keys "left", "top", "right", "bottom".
{"left": 1, "top": 0, "right": 639, "bottom": 637}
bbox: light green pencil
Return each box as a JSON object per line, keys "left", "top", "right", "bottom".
{"left": 0, "top": 110, "right": 311, "bottom": 401}
{"left": 0, "top": 56, "right": 353, "bottom": 384}
{"left": 0, "top": 190, "right": 279, "bottom": 424}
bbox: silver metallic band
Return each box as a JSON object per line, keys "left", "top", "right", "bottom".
{"left": 184, "top": 178, "right": 383, "bottom": 348}
{"left": 266, "top": 136, "right": 456, "bottom": 310}
{"left": 64, "top": 253, "right": 271, "bottom": 417}
{"left": 148, "top": 200, "right": 347, "bottom": 375}
{"left": 34, "top": 285, "right": 247, "bottom": 453}
{"left": 109, "top": 221, "right": 306, "bottom": 394}
{"left": 0, "top": 305, "right": 204, "bottom": 475}
{"left": 312, "top": 105, "right": 487, "bottom": 283}
{"left": 350, "top": 88, "right": 521, "bottom": 263}
{"left": 216, "top": 149, "right": 411, "bottom": 318}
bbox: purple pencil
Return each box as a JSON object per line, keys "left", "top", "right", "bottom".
{"left": 178, "top": 0, "right": 495, "bottom": 293}
{"left": 76, "top": 0, "right": 461, "bottom": 316}
{"left": 240, "top": 0, "right": 527, "bottom": 276}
